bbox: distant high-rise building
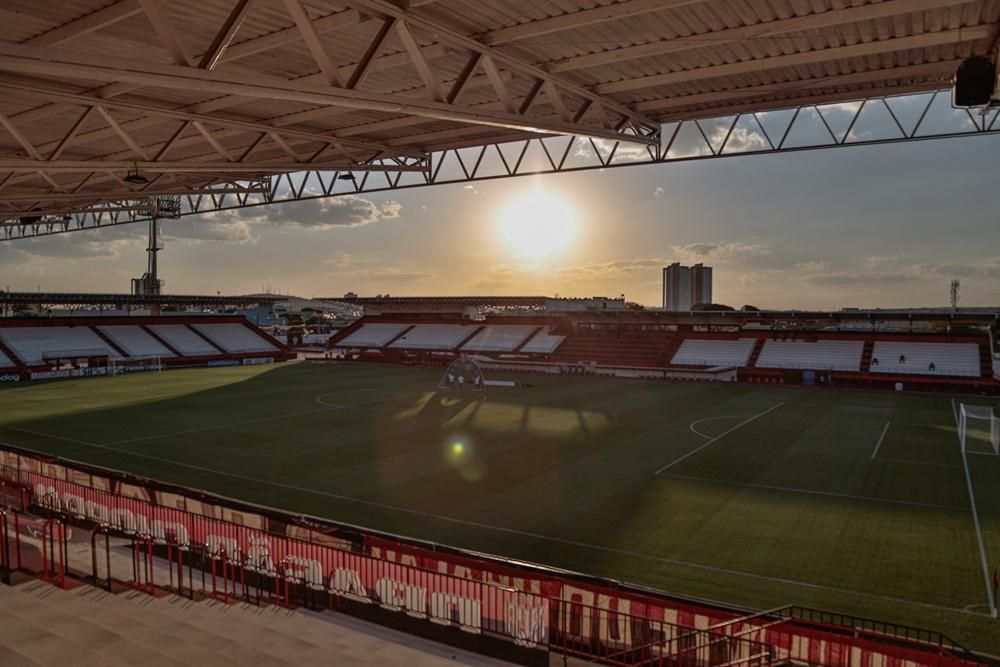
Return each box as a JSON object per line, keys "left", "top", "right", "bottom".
{"left": 662, "top": 263, "right": 712, "bottom": 310}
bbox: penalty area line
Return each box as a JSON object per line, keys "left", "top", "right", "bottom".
{"left": 655, "top": 403, "right": 784, "bottom": 475}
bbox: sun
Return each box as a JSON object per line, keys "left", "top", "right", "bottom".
{"left": 498, "top": 189, "right": 577, "bottom": 258}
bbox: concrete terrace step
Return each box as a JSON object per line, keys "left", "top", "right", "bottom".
{"left": 3, "top": 582, "right": 244, "bottom": 666}
{"left": 66, "top": 586, "right": 298, "bottom": 666}
{"left": 4, "top": 582, "right": 282, "bottom": 667}
{"left": 1, "top": 579, "right": 518, "bottom": 666}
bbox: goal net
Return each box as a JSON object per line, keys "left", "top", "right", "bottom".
{"left": 439, "top": 355, "right": 486, "bottom": 393}
{"left": 959, "top": 404, "right": 999, "bottom": 455}
{"left": 108, "top": 356, "right": 163, "bottom": 376}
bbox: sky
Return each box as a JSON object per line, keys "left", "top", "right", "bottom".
{"left": 2, "top": 105, "right": 999, "bottom": 310}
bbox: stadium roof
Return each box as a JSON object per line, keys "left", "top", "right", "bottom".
{"left": 0, "top": 0, "right": 998, "bottom": 223}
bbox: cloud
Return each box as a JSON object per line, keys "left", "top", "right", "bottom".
{"left": 320, "top": 251, "right": 356, "bottom": 269}
{"left": 710, "top": 125, "right": 769, "bottom": 153}
{"left": 160, "top": 217, "right": 257, "bottom": 244}
{"left": 350, "top": 267, "right": 431, "bottom": 282}
{"left": 472, "top": 266, "right": 525, "bottom": 291}
{"left": 807, "top": 272, "right": 918, "bottom": 286}
{"left": 0, "top": 227, "right": 142, "bottom": 261}
{"left": 794, "top": 260, "right": 832, "bottom": 271}
{"left": 198, "top": 195, "right": 402, "bottom": 230}
{"left": 795, "top": 254, "right": 1000, "bottom": 288}
{"left": 556, "top": 258, "right": 667, "bottom": 280}
{"left": 671, "top": 242, "right": 771, "bottom": 260}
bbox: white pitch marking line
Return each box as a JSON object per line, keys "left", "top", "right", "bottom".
{"left": 655, "top": 403, "right": 784, "bottom": 475}
{"left": 657, "top": 472, "right": 966, "bottom": 511}
{"left": 688, "top": 415, "right": 746, "bottom": 441}
{"left": 952, "top": 398, "right": 997, "bottom": 619}
{"left": 0, "top": 437, "right": 985, "bottom": 619}
{"left": 870, "top": 421, "right": 890, "bottom": 460}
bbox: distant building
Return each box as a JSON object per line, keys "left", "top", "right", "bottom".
{"left": 663, "top": 263, "right": 712, "bottom": 310}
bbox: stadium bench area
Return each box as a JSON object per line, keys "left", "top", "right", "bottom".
{"left": 670, "top": 338, "right": 757, "bottom": 367}
{"left": 461, "top": 325, "right": 539, "bottom": 352}
{"left": 0, "top": 326, "right": 121, "bottom": 365}
{"left": 98, "top": 325, "right": 176, "bottom": 358}
{"left": 519, "top": 330, "right": 566, "bottom": 354}
{"left": 148, "top": 324, "right": 222, "bottom": 356}
{"left": 326, "top": 315, "right": 993, "bottom": 393}
{"left": 869, "top": 341, "right": 981, "bottom": 377}
{"left": 336, "top": 322, "right": 413, "bottom": 348}
{"left": 193, "top": 323, "right": 278, "bottom": 353}
{"left": 756, "top": 339, "right": 864, "bottom": 372}
{"left": 0, "top": 316, "right": 290, "bottom": 375}
{"left": 389, "top": 324, "right": 480, "bottom": 350}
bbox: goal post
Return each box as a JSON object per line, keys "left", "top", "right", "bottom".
{"left": 439, "top": 355, "right": 486, "bottom": 393}
{"left": 108, "top": 356, "right": 163, "bottom": 377}
{"left": 959, "top": 403, "right": 999, "bottom": 455}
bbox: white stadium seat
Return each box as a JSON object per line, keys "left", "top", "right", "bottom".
{"left": 148, "top": 324, "right": 220, "bottom": 356}
{"left": 461, "top": 325, "right": 539, "bottom": 352}
{"left": 870, "top": 342, "right": 981, "bottom": 377}
{"left": 520, "top": 331, "right": 566, "bottom": 354}
{"left": 336, "top": 323, "right": 412, "bottom": 348}
{"left": 756, "top": 340, "right": 863, "bottom": 371}
{"left": 98, "top": 325, "right": 176, "bottom": 357}
{"left": 671, "top": 338, "right": 757, "bottom": 367}
{"left": 389, "top": 324, "right": 479, "bottom": 350}
{"left": 193, "top": 323, "right": 277, "bottom": 353}
{"left": 0, "top": 326, "right": 122, "bottom": 365}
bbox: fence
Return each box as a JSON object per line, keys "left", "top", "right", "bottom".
{"left": 0, "top": 445, "right": 989, "bottom": 667}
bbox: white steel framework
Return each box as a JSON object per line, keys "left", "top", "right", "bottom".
{"left": 0, "top": 0, "right": 997, "bottom": 239}
{"left": 3, "top": 88, "right": 997, "bottom": 240}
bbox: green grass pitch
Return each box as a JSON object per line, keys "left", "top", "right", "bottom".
{"left": 1, "top": 362, "right": 998, "bottom": 652}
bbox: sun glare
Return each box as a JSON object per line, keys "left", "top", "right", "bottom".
{"left": 498, "top": 189, "right": 576, "bottom": 258}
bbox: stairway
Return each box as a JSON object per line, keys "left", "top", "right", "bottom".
{"left": 184, "top": 324, "right": 226, "bottom": 355}
{"left": 860, "top": 339, "right": 874, "bottom": 373}
{"left": 140, "top": 325, "right": 182, "bottom": 357}
{"left": 0, "top": 335, "right": 26, "bottom": 373}
{"left": 90, "top": 327, "right": 129, "bottom": 358}
{"left": 657, "top": 336, "right": 683, "bottom": 366}
{"left": 746, "top": 338, "right": 765, "bottom": 368}
{"left": 0, "top": 580, "right": 511, "bottom": 666}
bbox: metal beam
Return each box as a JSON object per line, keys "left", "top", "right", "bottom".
{"left": 0, "top": 81, "right": 428, "bottom": 160}
{"left": 481, "top": 0, "right": 703, "bottom": 46}
{"left": 3, "top": 89, "right": 996, "bottom": 241}
{"left": 343, "top": 0, "right": 660, "bottom": 133}
{"left": 0, "top": 42, "right": 657, "bottom": 145}
{"left": 22, "top": 1, "right": 142, "bottom": 47}
{"left": 137, "top": 0, "right": 192, "bottom": 66}
{"left": 284, "top": 0, "right": 345, "bottom": 87}
{"left": 197, "top": 0, "right": 256, "bottom": 70}
{"left": 0, "top": 159, "right": 428, "bottom": 173}
{"left": 595, "top": 26, "right": 992, "bottom": 94}
{"left": 635, "top": 61, "right": 960, "bottom": 114}
{"left": 546, "top": 0, "right": 974, "bottom": 73}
